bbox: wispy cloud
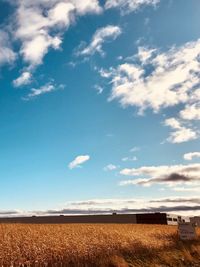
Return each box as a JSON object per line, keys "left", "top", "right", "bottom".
{"left": 164, "top": 117, "right": 198, "bottom": 143}
{"left": 0, "top": 30, "right": 16, "bottom": 66}
{"left": 122, "top": 156, "right": 137, "bottom": 162}
{"left": 120, "top": 163, "right": 200, "bottom": 187}
{"left": 76, "top": 25, "right": 122, "bottom": 57}
{"left": 184, "top": 152, "right": 200, "bottom": 161}
{"left": 130, "top": 146, "right": 140, "bottom": 152}
{"left": 68, "top": 155, "right": 90, "bottom": 169}
{"left": 23, "top": 82, "right": 64, "bottom": 100}
{"left": 13, "top": 71, "right": 32, "bottom": 87}
{"left": 94, "top": 84, "right": 104, "bottom": 94}
{"left": 172, "top": 186, "right": 200, "bottom": 193}
{"left": 105, "top": 0, "right": 160, "bottom": 14}
{"left": 104, "top": 164, "right": 118, "bottom": 171}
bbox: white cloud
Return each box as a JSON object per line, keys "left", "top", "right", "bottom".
{"left": 105, "top": 0, "right": 159, "bottom": 14}
{"left": 14, "top": 2, "right": 69, "bottom": 67}
{"left": 72, "top": 0, "right": 102, "bottom": 15}
{"left": 180, "top": 104, "right": 200, "bottom": 120}
{"left": 44, "top": 196, "right": 200, "bottom": 216}
{"left": 104, "top": 164, "right": 118, "bottom": 171}
{"left": 23, "top": 82, "right": 64, "bottom": 100}
{"left": 21, "top": 35, "right": 62, "bottom": 67}
{"left": 105, "top": 40, "right": 200, "bottom": 114}
{"left": 172, "top": 186, "right": 200, "bottom": 193}
{"left": 164, "top": 117, "right": 198, "bottom": 143}
{"left": 0, "top": 30, "right": 16, "bottom": 66}
{"left": 2, "top": 197, "right": 200, "bottom": 216}
{"left": 0, "top": 209, "right": 26, "bottom": 217}
{"left": 76, "top": 25, "right": 122, "bottom": 57}
{"left": 130, "top": 146, "right": 140, "bottom": 152}
{"left": 100, "top": 40, "right": 200, "bottom": 143}
{"left": 120, "top": 163, "right": 200, "bottom": 187}
{"left": 184, "top": 152, "right": 200, "bottom": 161}
{"left": 164, "top": 118, "right": 181, "bottom": 130}
{"left": 68, "top": 155, "right": 90, "bottom": 169}
{"left": 13, "top": 71, "right": 32, "bottom": 87}
{"left": 10, "top": 0, "right": 102, "bottom": 69}
{"left": 137, "top": 46, "right": 155, "bottom": 64}
{"left": 99, "top": 68, "right": 112, "bottom": 78}
{"left": 167, "top": 128, "right": 197, "bottom": 144}
{"left": 122, "top": 156, "right": 137, "bottom": 161}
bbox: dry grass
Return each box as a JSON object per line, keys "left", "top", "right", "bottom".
{"left": 0, "top": 224, "right": 199, "bottom": 266}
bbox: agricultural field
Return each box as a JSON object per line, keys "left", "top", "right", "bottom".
{"left": 0, "top": 224, "right": 199, "bottom": 267}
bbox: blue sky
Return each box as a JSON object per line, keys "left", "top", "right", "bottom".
{"left": 0, "top": 0, "right": 200, "bottom": 216}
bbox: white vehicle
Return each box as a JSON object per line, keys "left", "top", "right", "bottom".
{"left": 167, "top": 214, "right": 190, "bottom": 225}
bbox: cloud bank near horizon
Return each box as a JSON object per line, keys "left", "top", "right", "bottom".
{"left": 120, "top": 163, "right": 200, "bottom": 187}
{"left": 1, "top": 196, "right": 200, "bottom": 217}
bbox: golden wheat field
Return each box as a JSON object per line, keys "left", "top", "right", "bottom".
{"left": 0, "top": 224, "right": 199, "bottom": 267}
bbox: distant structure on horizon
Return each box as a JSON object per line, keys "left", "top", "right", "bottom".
{"left": 0, "top": 212, "right": 192, "bottom": 225}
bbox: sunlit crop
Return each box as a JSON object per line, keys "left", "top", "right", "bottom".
{"left": 0, "top": 224, "right": 199, "bottom": 266}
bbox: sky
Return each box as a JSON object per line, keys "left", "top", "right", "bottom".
{"left": 0, "top": 0, "right": 200, "bottom": 217}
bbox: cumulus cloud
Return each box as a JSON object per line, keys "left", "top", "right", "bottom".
{"left": 23, "top": 82, "right": 64, "bottom": 100}
{"left": 76, "top": 25, "right": 122, "bottom": 57}
{"left": 166, "top": 128, "right": 197, "bottom": 143}
{"left": 104, "top": 164, "right": 118, "bottom": 171}
{"left": 180, "top": 104, "right": 200, "bottom": 120}
{"left": 164, "top": 117, "right": 198, "bottom": 143}
{"left": 105, "top": 0, "right": 159, "bottom": 14}
{"left": 137, "top": 46, "right": 155, "bottom": 63}
{"left": 13, "top": 71, "right": 32, "bottom": 87}
{"left": 68, "top": 155, "right": 90, "bottom": 169}
{"left": 101, "top": 40, "right": 200, "bottom": 142}
{"left": 184, "top": 152, "right": 200, "bottom": 161}
{"left": 0, "top": 30, "right": 16, "bottom": 66}
{"left": 5, "top": 0, "right": 102, "bottom": 80}
{"left": 104, "top": 40, "right": 200, "bottom": 114}
{"left": 164, "top": 118, "right": 181, "bottom": 130}
{"left": 119, "top": 163, "right": 200, "bottom": 187}
{"left": 13, "top": 2, "right": 68, "bottom": 67}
